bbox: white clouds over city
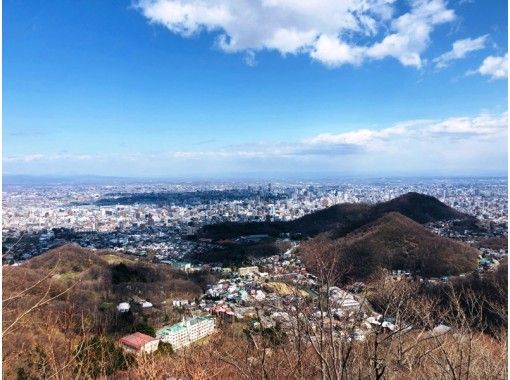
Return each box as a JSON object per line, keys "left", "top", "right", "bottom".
{"left": 136, "top": 0, "right": 458, "bottom": 68}
{"left": 305, "top": 111, "right": 508, "bottom": 149}
{"left": 5, "top": 111, "right": 507, "bottom": 175}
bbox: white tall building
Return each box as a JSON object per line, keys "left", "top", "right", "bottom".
{"left": 156, "top": 316, "right": 215, "bottom": 349}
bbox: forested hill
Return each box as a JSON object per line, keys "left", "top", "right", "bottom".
{"left": 300, "top": 212, "right": 479, "bottom": 280}
{"left": 199, "top": 192, "right": 474, "bottom": 240}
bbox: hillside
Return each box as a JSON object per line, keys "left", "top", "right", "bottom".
{"left": 199, "top": 192, "right": 473, "bottom": 240}
{"left": 289, "top": 202, "right": 371, "bottom": 236}
{"left": 3, "top": 245, "right": 204, "bottom": 338}
{"left": 371, "top": 192, "right": 467, "bottom": 223}
{"left": 2, "top": 245, "right": 216, "bottom": 378}
{"left": 300, "top": 212, "right": 479, "bottom": 280}
{"left": 4, "top": 245, "right": 202, "bottom": 304}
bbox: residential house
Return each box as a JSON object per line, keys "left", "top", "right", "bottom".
{"left": 118, "top": 332, "right": 159, "bottom": 354}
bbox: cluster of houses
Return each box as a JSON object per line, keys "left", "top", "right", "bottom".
{"left": 116, "top": 247, "right": 458, "bottom": 354}
{"left": 201, "top": 275, "right": 268, "bottom": 321}
{"left": 195, "top": 261, "right": 380, "bottom": 342}
{"left": 328, "top": 287, "right": 361, "bottom": 318}
{"left": 115, "top": 266, "right": 274, "bottom": 355}
{"left": 253, "top": 247, "right": 306, "bottom": 275}
{"left": 220, "top": 259, "right": 455, "bottom": 344}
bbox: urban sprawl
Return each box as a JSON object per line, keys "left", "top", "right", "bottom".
{"left": 2, "top": 177, "right": 507, "bottom": 354}
{"left": 3, "top": 178, "right": 506, "bottom": 262}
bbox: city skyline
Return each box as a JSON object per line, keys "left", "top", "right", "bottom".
{"left": 4, "top": 0, "right": 508, "bottom": 177}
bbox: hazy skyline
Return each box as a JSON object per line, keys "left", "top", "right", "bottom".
{"left": 4, "top": 0, "right": 508, "bottom": 177}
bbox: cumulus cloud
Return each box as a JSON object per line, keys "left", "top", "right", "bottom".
{"left": 433, "top": 34, "right": 488, "bottom": 68}
{"left": 426, "top": 112, "right": 508, "bottom": 137}
{"left": 136, "top": 0, "right": 456, "bottom": 68}
{"left": 304, "top": 111, "right": 507, "bottom": 150}
{"left": 310, "top": 34, "right": 365, "bottom": 67}
{"left": 469, "top": 53, "right": 508, "bottom": 80}
{"left": 365, "top": 0, "right": 455, "bottom": 67}
{"left": 304, "top": 122, "right": 425, "bottom": 148}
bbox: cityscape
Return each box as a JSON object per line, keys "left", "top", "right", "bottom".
{"left": 2, "top": 0, "right": 508, "bottom": 378}
{"left": 2, "top": 176, "right": 508, "bottom": 377}
{"left": 3, "top": 177, "right": 507, "bottom": 264}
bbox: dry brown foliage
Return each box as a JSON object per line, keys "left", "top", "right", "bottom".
{"left": 2, "top": 245, "right": 507, "bottom": 380}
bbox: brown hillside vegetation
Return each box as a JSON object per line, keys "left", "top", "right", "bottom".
{"left": 301, "top": 212, "right": 478, "bottom": 280}
{"left": 3, "top": 245, "right": 202, "bottom": 309}
{"left": 475, "top": 236, "right": 508, "bottom": 250}
{"left": 2, "top": 245, "right": 506, "bottom": 379}
{"left": 2, "top": 245, "right": 203, "bottom": 378}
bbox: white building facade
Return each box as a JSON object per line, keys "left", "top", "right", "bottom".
{"left": 157, "top": 316, "right": 215, "bottom": 349}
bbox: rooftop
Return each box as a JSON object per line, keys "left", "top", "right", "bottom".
{"left": 119, "top": 332, "right": 157, "bottom": 351}
{"left": 157, "top": 316, "right": 214, "bottom": 336}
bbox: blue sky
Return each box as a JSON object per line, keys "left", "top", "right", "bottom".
{"left": 3, "top": 0, "right": 508, "bottom": 178}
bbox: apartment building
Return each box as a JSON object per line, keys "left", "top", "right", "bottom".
{"left": 156, "top": 316, "right": 215, "bottom": 349}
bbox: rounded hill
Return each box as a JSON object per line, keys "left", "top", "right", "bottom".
{"left": 301, "top": 212, "right": 479, "bottom": 280}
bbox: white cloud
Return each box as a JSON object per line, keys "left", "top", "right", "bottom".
{"left": 427, "top": 112, "right": 508, "bottom": 136}
{"left": 302, "top": 112, "right": 507, "bottom": 155}
{"left": 366, "top": 0, "right": 455, "bottom": 68}
{"left": 433, "top": 35, "right": 488, "bottom": 68}
{"left": 4, "top": 154, "right": 96, "bottom": 163}
{"left": 3, "top": 154, "right": 46, "bottom": 163}
{"left": 265, "top": 29, "right": 318, "bottom": 55}
{"left": 470, "top": 53, "right": 508, "bottom": 80}
{"left": 6, "top": 112, "right": 506, "bottom": 175}
{"left": 164, "top": 110, "right": 506, "bottom": 176}
{"left": 136, "top": 0, "right": 456, "bottom": 68}
{"left": 138, "top": 0, "right": 232, "bottom": 36}
{"left": 306, "top": 129, "right": 378, "bottom": 146}
{"left": 310, "top": 34, "right": 364, "bottom": 67}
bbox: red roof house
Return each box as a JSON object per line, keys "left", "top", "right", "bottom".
{"left": 118, "top": 332, "right": 159, "bottom": 354}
